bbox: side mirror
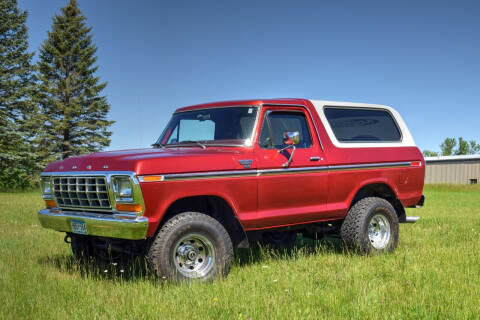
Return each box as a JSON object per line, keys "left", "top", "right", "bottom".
{"left": 283, "top": 131, "right": 300, "bottom": 146}
{"left": 280, "top": 131, "right": 300, "bottom": 167}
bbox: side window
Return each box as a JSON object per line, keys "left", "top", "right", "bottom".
{"left": 324, "top": 107, "right": 401, "bottom": 142}
{"left": 259, "top": 111, "right": 312, "bottom": 149}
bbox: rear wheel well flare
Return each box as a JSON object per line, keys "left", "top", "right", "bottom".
{"left": 350, "top": 183, "right": 406, "bottom": 222}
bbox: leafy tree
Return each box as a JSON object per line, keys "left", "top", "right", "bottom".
{"left": 36, "top": 0, "right": 113, "bottom": 164}
{"left": 440, "top": 138, "right": 456, "bottom": 156}
{"left": 422, "top": 150, "right": 439, "bottom": 157}
{"left": 469, "top": 140, "right": 480, "bottom": 154}
{"left": 0, "top": 0, "right": 38, "bottom": 190}
{"left": 434, "top": 137, "right": 480, "bottom": 156}
{"left": 455, "top": 137, "right": 470, "bottom": 155}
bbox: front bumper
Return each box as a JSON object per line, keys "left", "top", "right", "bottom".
{"left": 38, "top": 209, "right": 149, "bottom": 240}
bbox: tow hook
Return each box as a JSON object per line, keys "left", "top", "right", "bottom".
{"left": 64, "top": 234, "right": 72, "bottom": 244}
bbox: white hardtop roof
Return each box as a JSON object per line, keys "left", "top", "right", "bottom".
{"left": 308, "top": 99, "right": 416, "bottom": 148}
{"left": 308, "top": 99, "right": 395, "bottom": 111}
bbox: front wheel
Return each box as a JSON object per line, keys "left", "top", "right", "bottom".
{"left": 146, "top": 212, "right": 233, "bottom": 281}
{"left": 340, "top": 197, "right": 399, "bottom": 254}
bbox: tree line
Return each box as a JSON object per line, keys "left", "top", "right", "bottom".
{"left": 1, "top": 0, "right": 113, "bottom": 190}
{"left": 423, "top": 137, "right": 480, "bottom": 157}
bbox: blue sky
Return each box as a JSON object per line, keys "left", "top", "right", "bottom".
{"left": 19, "top": 0, "right": 480, "bottom": 152}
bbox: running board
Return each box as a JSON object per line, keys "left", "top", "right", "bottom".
{"left": 404, "top": 216, "right": 420, "bottom": 223}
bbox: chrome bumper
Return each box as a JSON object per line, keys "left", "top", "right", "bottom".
{"left": 38, "top": 209, "right": 149, "bottom": 240}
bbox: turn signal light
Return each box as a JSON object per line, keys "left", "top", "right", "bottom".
{"left": 411, "top": 161, "right": 422, "bottom": 167}
{"left": 116, "top": 203, "right": 143, "bottom": 213}
{"left": 141, "top": 175, "right": 164, "bottom": 182}
{"left": 45, "top": 200, "right": 58, "bottom": 208}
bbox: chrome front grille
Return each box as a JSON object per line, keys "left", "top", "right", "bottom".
{"left": 52, "top": 176, "right": 111, "bottom": 210}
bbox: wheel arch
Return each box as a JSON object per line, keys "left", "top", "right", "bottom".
{"left": 158, "top": 195, "right": 249, "bottom": 248}
{"left": 349, "top": 181, "right": 406, "bottom": 222}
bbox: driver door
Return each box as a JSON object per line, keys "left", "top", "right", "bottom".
{"left": 254, "top": 106, "right": 328, "bottom": 228}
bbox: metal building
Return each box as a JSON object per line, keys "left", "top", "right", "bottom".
{"left": 424, "top": 155, "right": 480, "bottom": 184}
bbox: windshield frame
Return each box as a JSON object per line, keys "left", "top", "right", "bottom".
{"left": 155, "top": 105, "right": 261, "bottom": 148}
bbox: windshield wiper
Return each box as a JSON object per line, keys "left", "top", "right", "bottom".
{"left": 179, "top": 141, "right": 207, "bottom": 149}
{"left": 160, "top": 140, "right": 207, "bottom": 149}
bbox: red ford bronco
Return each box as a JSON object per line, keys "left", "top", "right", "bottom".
{"left": 39, "top": 98, "right": 425, "bottom": 280}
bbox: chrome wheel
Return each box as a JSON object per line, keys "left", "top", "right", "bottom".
{"left": 368, "top": 214, "right": 391, "bottom": 249}
{"left": 173, "top": 233, "right": 215, "bottom": 278}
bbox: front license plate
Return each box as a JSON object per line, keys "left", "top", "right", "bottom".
{"left": 70, "top": 219, "right": 88, "bottom": 235}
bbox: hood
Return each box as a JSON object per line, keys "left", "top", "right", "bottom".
{"left": 44, "top": 147, "right": 253, "bottom": 175}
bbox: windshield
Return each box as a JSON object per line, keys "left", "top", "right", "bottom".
{"left": 156, "top": 106, "right": 259, "bottom": 147}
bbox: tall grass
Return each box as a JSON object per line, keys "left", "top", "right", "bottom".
{"left": 1, "top": 185, "right": 479, "bottom": 319}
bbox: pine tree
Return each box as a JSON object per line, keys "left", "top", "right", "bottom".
{"left": 0, "top": 0, "right": 38, "bottom": 190}
{"left": 36, "top": 0, "right": 113, "bottom": 163}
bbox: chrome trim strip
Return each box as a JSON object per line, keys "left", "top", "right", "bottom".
{"left": 38, "top": 209, "right": 148, "bottom": 240}
{"left": 139, "top": 161, "right": 415, "bottom": 182}
{"left": 257, "top": 166, "right": 328, "bottom": 175}
{"left": 162, "top": 170, "right": 258, "bottom": 181}
{"left": 329, "top": 161, "right": 411, "bottom": 171}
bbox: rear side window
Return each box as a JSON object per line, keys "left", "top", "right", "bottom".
{"left": 324, "top": 108, "right": 401, "bottom": 142}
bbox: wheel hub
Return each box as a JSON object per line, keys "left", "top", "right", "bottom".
{"left": 173, "top": 233, "right": 215, "bottom": 278}
{"left": 368, "top": 214, "right": 391, "bottom": 249}
{"left": 187, "top": 250, "right": 197, "bottom": 260}
{"left": 178, "top": 244, "right": 197, "bottom": 261}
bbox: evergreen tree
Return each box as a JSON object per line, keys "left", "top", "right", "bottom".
{"left": 0, "top": 0, "right": 38, "bottom": 190}
{"left": 36, "top": 0, "right": 113, "bottom": 163}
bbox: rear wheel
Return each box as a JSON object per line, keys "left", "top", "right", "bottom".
{"left": 147, "top": 212, "right": 233, "bottom": 281}
{"left": 340, "top": 197, "right": 399, "bottom": 254}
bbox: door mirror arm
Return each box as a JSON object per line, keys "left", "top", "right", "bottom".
{"left": 278, "top": 145, "right": 296, "bottom": 167}
{"left": 278, "top": 131, "right": 300, "bottom": 167}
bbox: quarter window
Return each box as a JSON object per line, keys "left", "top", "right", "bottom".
{"left": 259, "top": 112, "right": 312, "bottom": 149}
{"left": 324, "top": 107, "right": 401, "bottom": 142}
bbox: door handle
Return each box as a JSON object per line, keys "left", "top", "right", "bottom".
{"left": 310, "top": 156, "right": 323, "bottom": 161}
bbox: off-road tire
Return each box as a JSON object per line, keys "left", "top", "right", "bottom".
{"left": 70, "top": 234, "right": 94, "bottom": 261}
{"left": 340, "top": 197, "right": 399, "bottom": 254}
{"left": 146, "top": 212, "right": 234, "bottom": 281}
{"left": 260, "top": 231, "right": 297, "bottom": 248}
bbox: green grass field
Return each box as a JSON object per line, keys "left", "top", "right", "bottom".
{"left": 1, "top": 185, "right": 480, "bottom": 319}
